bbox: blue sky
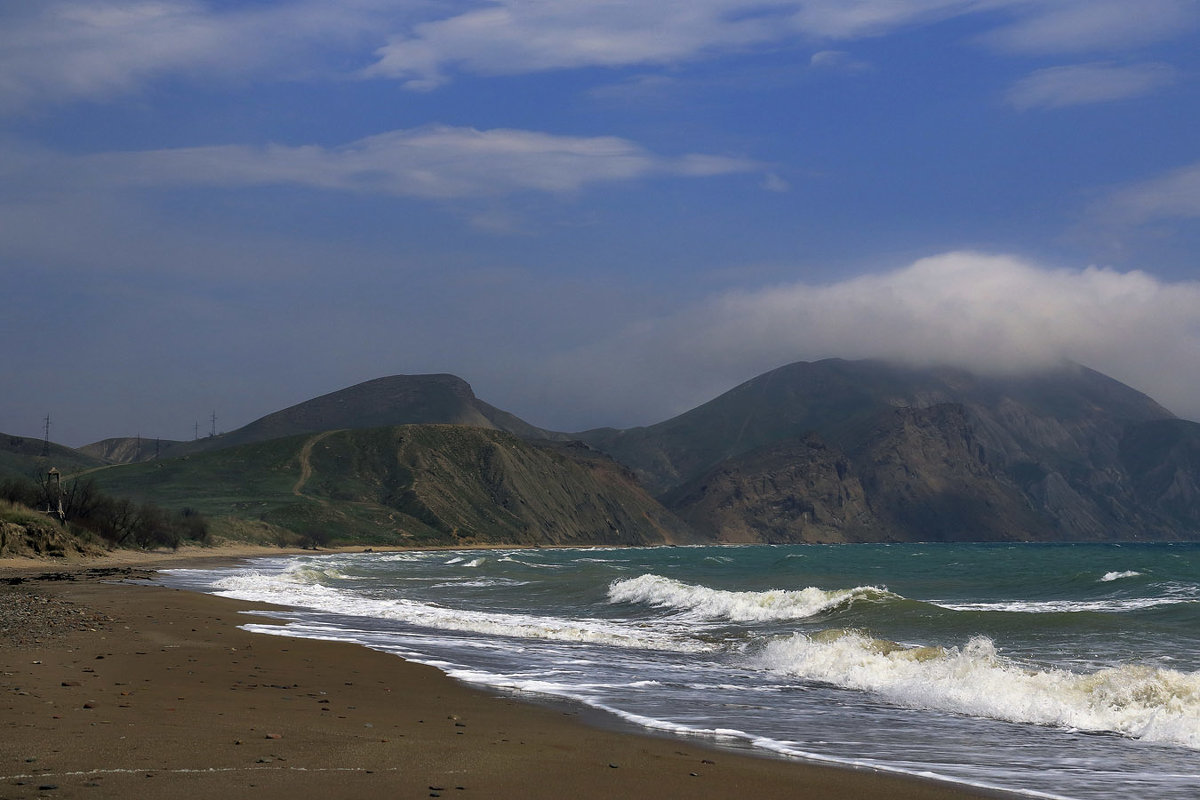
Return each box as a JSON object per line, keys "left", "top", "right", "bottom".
{"left": 3, "top": 0, "right": 1200, "bottom": 446}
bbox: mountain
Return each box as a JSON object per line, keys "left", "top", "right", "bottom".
{"left": 580, "top": 359, "right": 1197, "bottom": 542}
{"left": 92, "top": 424, "right": 693, "bottom": 548}
{"left": 88, "top": 374, "right": 565, "bottom": 464}
{"left": 13, "top": 359, "right": 1200, "bottom": 548}
{"left": 1119, "top": 419, "right": 1200, "bottom": 531}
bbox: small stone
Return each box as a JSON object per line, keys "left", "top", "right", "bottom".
{"left": 265, "top": 733, "right": 283, "bottom": 739}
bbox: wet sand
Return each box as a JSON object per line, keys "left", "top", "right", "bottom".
{"left": 1, "top": 553, "right": 1004, "bottom": 799}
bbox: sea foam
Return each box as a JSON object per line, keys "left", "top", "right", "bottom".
{"left": 607, "top": 574, "right": 893, "bottom": 622}
{"left": 210, "top": 567, "right": 709, "bottom": 653}
{"left": 755, "top": 630, "right": 1200, "bottom": 749}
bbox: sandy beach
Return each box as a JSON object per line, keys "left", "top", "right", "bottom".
{"left": 1, "top": 550, "right": 1002, "bottom": 799}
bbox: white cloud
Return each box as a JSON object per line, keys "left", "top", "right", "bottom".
{"left": 981, "top": 0, "right": 1198, "bottom": 54}
{"left": 537, "top": 252, "right": 1200, "bottom": 426}
{"left": 2, "top": 1, "right": 1194, "bottom": 106}
{"left": 0, "top": 0, "right": 406, "bottom": 112}
{"left": 365, "top": 1, "right": 976, "bottom": 88}
{"left": 366, "top": 0, "right": 1199, "bottom": 88}
{"left": 790, "top": 0, "right": 972, "bottom": 39}
{"left": 1005, "top": 62, "right": 1177, "bottom": 110}
{"left": 76, "top": 125, "right": 759, "bottom": 198}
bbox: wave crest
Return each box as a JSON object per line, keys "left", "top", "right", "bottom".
{"left": 607, "top": 574, "right": 893, "bottom": 622}
{"left": 1100, "top": 570, "right": 1142, "bottom": 582}
{"left": 756, "top": 630, "right": 1200, "bottom": 749}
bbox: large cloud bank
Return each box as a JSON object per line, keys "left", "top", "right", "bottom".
{"left": 531, "top": 252, "right": 1200, "bottom": 428}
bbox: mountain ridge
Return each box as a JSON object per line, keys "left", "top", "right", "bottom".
{"left": 84, "top": 374, "right": 566, "bottom": 464}
{"left": 10, "top": 358, "right": 1200, "bottom": 547}
{"left": 577, "top": 358, "right": 1195, "bottom": 542}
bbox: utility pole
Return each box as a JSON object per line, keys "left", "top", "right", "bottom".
{"left": 41, "top": 414, "right": 50, "bottom": 457}
{"left": 194, "top": 421, "right": 199, "bottom": 441}
{"left": 210, "top": 411, "right": 217, "bottom": 438}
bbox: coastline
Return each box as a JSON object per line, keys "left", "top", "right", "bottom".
{"left": 2, "top": 550, "right": 1004, "bottom": 799}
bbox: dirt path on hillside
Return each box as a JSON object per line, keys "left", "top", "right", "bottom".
{"left": 292, "top": 430, "right": 341, "bottom": 499}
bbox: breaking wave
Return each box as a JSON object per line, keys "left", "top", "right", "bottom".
{"left": 607, "top": 574, "right": 894, "bottom": 622}
{"left": 209, "top": 569, "right": 709, "bottom": 653}
{"left": 756, "top": 630, "right": 1200, "bottom": 749}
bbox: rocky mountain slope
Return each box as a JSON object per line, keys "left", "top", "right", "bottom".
{"left": 582, "top": 359, "right": 1198, "bottom": 542}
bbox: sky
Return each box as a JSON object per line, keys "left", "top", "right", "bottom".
{"left": 2, "top": 0, "right": 1200, "bottom": 447}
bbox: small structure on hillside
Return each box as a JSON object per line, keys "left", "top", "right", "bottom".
{"left": 45, "top": 468, "right": 64, "bottom": 521}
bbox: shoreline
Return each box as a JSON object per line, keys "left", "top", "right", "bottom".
{"left": 2, "top": 550, "right": 1006, "bottom": 799}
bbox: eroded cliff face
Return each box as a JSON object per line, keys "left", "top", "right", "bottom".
{"left": 595, "top": 360, "right": 1199, "bottom": 542}
{"left": 664, "top": 405, "right": 1055, "bottom": 543}
{"left": 1120, "top": 419, "right": 1200, "bottom": 532}
{"left": 849, "top": 404, "right": 1052, "bottom": 542}
{"left": 663, "top": 434, "right": 877, "bottom": 543}
{"left": 0, "top": 517, "right": 102, "bottom": 559}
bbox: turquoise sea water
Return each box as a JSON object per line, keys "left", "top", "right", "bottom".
{"left": 164, "top": 543, "right": 1200, "bottom": 799}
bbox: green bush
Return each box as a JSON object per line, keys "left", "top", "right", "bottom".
{"left": 0, "top": 475, "right": 209, "bottom": 550}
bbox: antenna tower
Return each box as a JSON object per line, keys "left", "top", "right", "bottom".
{"left": 41, "top": 414, "right": 50, "bottom": 457}
{"left": 210, "top": 411, "right": 217, "bottom": 438}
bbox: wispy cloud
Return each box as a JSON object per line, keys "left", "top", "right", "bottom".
{"left": 1094, "top": 161, "right": 1200, "bottom": 226}
{"left": 981, "top": 0, "right": 1198, "bottom": 54}
{"left": 808, "top": 50, "right": 872, "bottom": 73}
{"left": 367, "top": 0, "right": 1198, "bottom": 89}
{"left": 1006, "top": 62, "right": 1177, "bottom": 110}
{"left": 2, "top": 1, "right": 1195, "bottom": 106}
{"left": 78, "top": 126, "right": 762, "bottom": 198}
{"left": 534, "top": 252, "right": 1200, "bottom": 427}
{"left": 365, "top": 1, "right": 975, "bottom": 88}
{"left": 0, "top": 0, "right": 403, "bottom": 112}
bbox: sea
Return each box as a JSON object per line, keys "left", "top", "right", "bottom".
{"left": 161, "top": 543, "right": 1200, "bottom": 800}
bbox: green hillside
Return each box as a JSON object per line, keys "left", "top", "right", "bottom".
{"left": 0, "top": 432, "right": 108, "bottom": 483}
{"left": 91, "top": 424, "right": 693, "bottom": 547}
{"left": 149, "top": 374, "right": 566, "bottom": 463}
